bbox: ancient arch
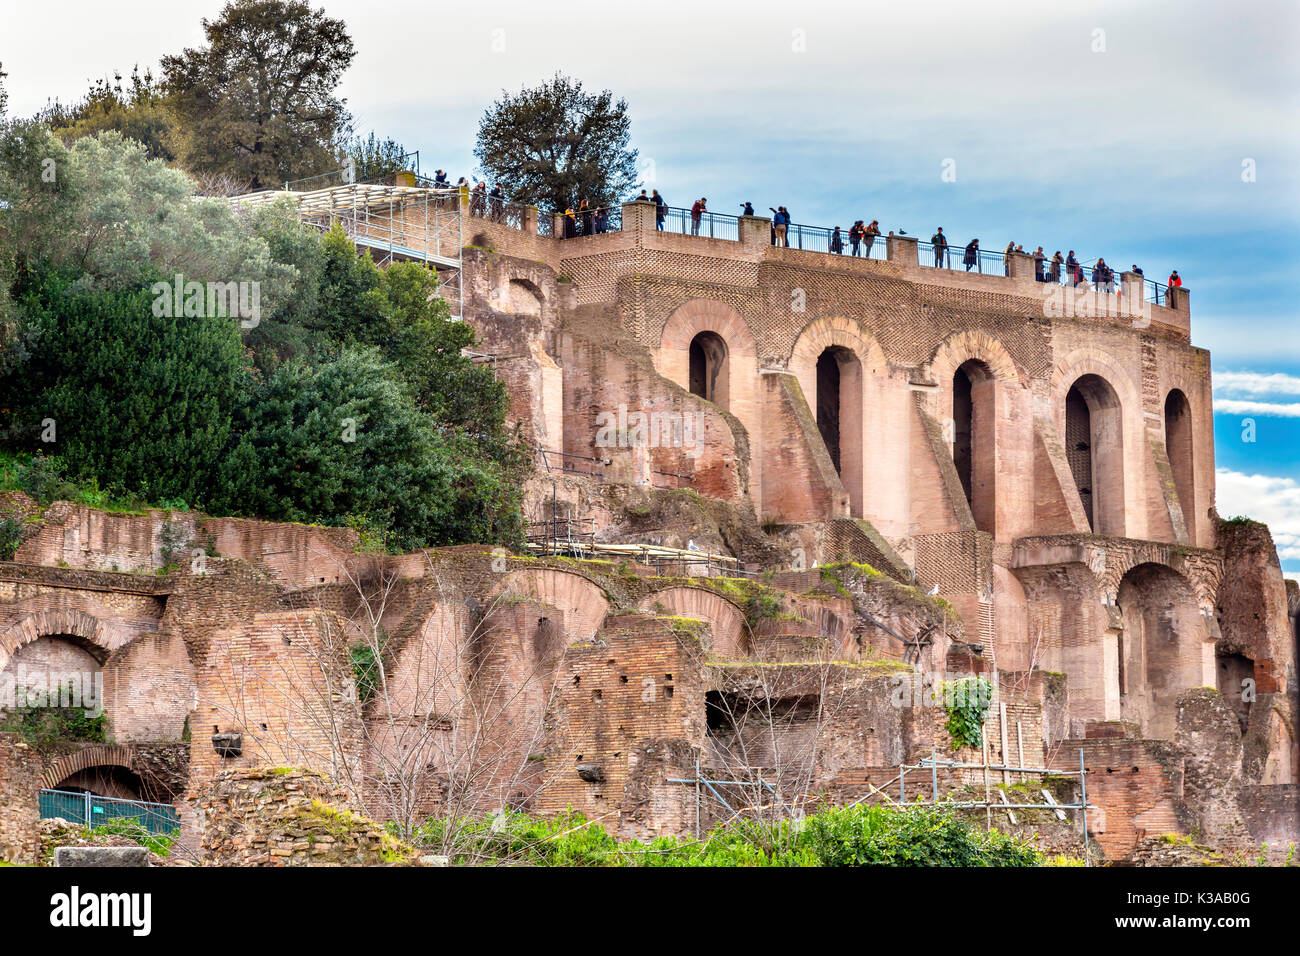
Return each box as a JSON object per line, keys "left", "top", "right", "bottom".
{"left": 0, "top": 609, "right": 118, "bottom": 672}
{"left": 925, "top": 329, "right": 1025, "bottom": 392}
{"left": 637, "top": 587, "right": 748, "bottom": 658}
{"left": 1164, "top": 388, "right": 1196, "bottom": 545}
{"left": 493, "top": 568, "right": 609, "bottom": 643}
{"left": 1064, "top": 374, "right": 1126, "bottom": 536}
{"left": 42, "top": 745, "right": 139, "bottom": 795}
{"left": 789, "top": 318, "right": 888, "bottom": 518}
{"left": 951, "top": 359, "right": 996, "bottom": 533}
{"left": 688, "top": 331, "right": 730, "bottom": 408}
{"left": 1115, "top": 562, "right": 1212, "bottom": 739}
{"left": 503, "top": 277, "right": 544, "bottom": 314}
{"left": 659, "top": 299, "right": 757, "bottom": 360}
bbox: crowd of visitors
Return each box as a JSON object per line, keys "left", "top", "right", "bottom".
{"left": 433, "top": 168, "right": 1182, "bottom": 288}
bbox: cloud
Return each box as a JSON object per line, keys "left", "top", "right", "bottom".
{"left": 1213, "top": 370, "right": 1300, "bottom": 397}
{"left": 1215, "top": 469, "right": 1300, "bottom": 562}
{"left": 1212, "top": 399, "right": 1300, "bottom": 417}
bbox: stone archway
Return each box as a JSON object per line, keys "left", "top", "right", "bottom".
{"left": 637, "top": 587, "right": 748, "bottom": 658}
{"left": 494, "top": 568, "right": 610, "bottom": 643}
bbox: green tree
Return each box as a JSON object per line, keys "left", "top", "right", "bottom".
{"left": 346, "top": 132, "right": 414, "bottom": 183}
{"left": 36, "top": 67, "right": 176, "bottom": 163}
{"left": 5, "top": 276, "right": 251, "bottom": 506}
{"left": 162, "top": 0, "right": 356, "bottom": 190}
{"left": 0, "top": 61, "right": 8, "bottom": 119}
{"left": 219, "top": 347, "right": 521, "bottom": 550}
{"left": 474, "top": 74, "right": 639, "bottom": 212}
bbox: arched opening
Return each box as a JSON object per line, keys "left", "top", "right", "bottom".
{"left": 1065, "top": 375, "right": 1125, "bottom": 535}
{"left": 953, "top": 360, "right": 996, "bottom": 533}
{"left": 815, "top": 346, "right": 864, "bottom": 515}
{"left": 0, "top": 634, "right": 104, "bottom": 716}
{"left": 53, "top": 765, "right": 143, "bottom": 801}
{"left": 688, "top": 331, "right": 729, "bottom": 409}
{"left": 1164, "top": 389, "right": 1196, "bottom": 544}
{"left": 1116, "top": 563, "right": 1209, "bottom": 738}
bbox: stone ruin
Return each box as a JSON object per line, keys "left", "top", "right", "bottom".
{"left": 0, "top": 191, "right": 1296, "bottom": 864}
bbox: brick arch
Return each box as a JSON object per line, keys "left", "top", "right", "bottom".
{"left": 42, "top": 744, "right": 137, "bottom": 790}
{"left": 494, "top": 568, "right": 609, "bottom": 643}
{"left": 788, "top": 316, "right": 888, "bottom": 382}
{"left": 925, "top": 330, "right": 1026, "bottom": 390}
{"left": 637, "top": 586, "right": 748, "bottom": 658}
{"left": 659, "top": 299, "right": 757, "bottom": 357}
{"left": 0, "top": 609, "right": 120, "bottom": 672}
{"left": 1049, "top": 349, "right": 1140, "bottom": 417}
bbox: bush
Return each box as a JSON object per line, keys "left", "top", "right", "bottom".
{"left": 800, "top": 803, "right": 1039, "bottom": 867}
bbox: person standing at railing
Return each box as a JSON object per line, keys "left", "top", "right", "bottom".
{"left": 652, "top": 189, "right": 666, "bottom": 230}
{"left": 741, "top": 201, "right": 755, "bottom": 216}
{"left": 964, "top": 238, "right": 980, "bottom": 272}
{"left": 1050, "top": 251, "right": 1064, "bottom": 283}
{"left": 831, "top": 226, "right": 844, "bottom": 254}
{"left": 1033, "top": 246, "right": 1046, "bottom": 282}
{"left": 594, "top": 206, "right": 608, "bottom": 234}
{"left": 579, "top": 198, "right": 593, "bottom": 236}
{"left": 931, "top": 227, "right": 948, "bottom": 266}
{"left": 563, "top": 207, "right": 577, "bottom": 239}
{"left": 1132, "top": 263, "right": 1144, "bottom": 278}
{"left": 433, "top": 169, "right": 449, "bottom": 187}
{"left": 849, "top": 221, "right": 864, "bottom": 256}
{"left": 691, "top": 197, "right": 706, "bottom": 235}
{"left": 865, "top": 220, "right": 881, "bottom": 257}
{"left": 1066, "top": 251, "right": 1081, "bottom": 286}
{"left": 1168, "top": 270, "right": 1181, "bottom": 287}
{"left": 770, "top": 207, "right": 789, "bottom": 246}
{"left": 471, "top": 181, "right": 487, "bottom": 218}
{"left": 489, "top": 184, "right": 504, "bottom": 222}
{"left": 1092, "top": 258, "right": 1112, "bottom": 292}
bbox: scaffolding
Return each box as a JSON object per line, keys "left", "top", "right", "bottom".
{"left": 232, "top": 182, "right": 465, "bottom": 319}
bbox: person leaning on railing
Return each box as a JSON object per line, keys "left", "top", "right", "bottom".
{"left": 488, "top": 184, "right": 504, "bottom": 222}
{"left": 1050, "top": 251, "right": 1064, "bottom": 283}
{"left": 849, "top": 220, "right": 864, "bottom": 256}
{"left": 864, "top": 219, "right": 880, "bottom": 256}
{"left": 964, "top": 238, "right": 980, "bottom": 272}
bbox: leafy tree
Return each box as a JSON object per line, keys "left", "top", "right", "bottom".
{"left": 36, "top": 67, "right": 176, "bottom": 162}
{"left": 0, "top": 61, "right": 8, "bottom": 119}
{"left": 5, "top": 275, "right": 251, "bottom": 506}
{"left": 218, "top": 347, "right": 521, "bottom": 550}
{"left": 346, "top": 131, "right": 414, "bottom": 183}
{"left": 162, "top": 0, "right": 356, "bottom": 190}
{"left": 474, "top": 74, "right": 639, "bottom": 212}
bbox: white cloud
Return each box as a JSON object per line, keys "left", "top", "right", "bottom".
{"left": 1214, "top": 370, "right": 1300, "bottom": 397}
{"left": 1212, "top": 399, "right": 1300, "bottom": 418}
{"left": 1215, "top": 469, "right": 1300, "bottom": 562}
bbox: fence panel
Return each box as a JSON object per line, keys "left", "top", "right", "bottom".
{"left": 39, "top": 788, "right": 180, "bottom": 835}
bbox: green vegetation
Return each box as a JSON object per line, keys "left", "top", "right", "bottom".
{"left": 0, "top": 689, "right": 108, "bottom": 749}
{"left": 349, "top": 638, "right": 384, "bottom": 705}
{"left": 407, "top": 803, "right": 1042, "bottom": 867}
{"left": 83, "top": 817, "right": 174, "bottom": 858}
{"left": 0, "top": 122, "right": 526, "bottom": 552}
{"left": 943, "top": 676, "right": 994, "bottom": 751}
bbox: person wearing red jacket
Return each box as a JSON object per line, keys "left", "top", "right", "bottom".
{"left": 1168, "top": 270, "right": 1182, "bottom": 287}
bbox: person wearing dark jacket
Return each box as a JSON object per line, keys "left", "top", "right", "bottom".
{"left": 1033, "top": 246, "right": 1046, "bottom": 282}
{"left": 691, "top": 198, "right": 706, "bottom": 235}
{"left": 963, "top": 239, "right": 979, "bottom": 272}
{"left": 651, "top": 190, "right": 666, "bottom": 230}
{"left": 741, "top": 201, "right": 754, "bottom": 216}
{"left": 488, "top": 184, "right": 504, "bottom": 222}
{"left": 849, "top": 221, "right": 864, "bottom": 256}
{"left": 1049, "top": 251, "right": 1063, "bottom": 283}
{"left": 830, "top": 227, "right": 844, "bottom": 254}
{"left": 931, "top": 227, "right": 948, "bottom": 266}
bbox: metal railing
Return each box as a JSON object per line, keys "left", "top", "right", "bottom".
{"left": 657, "top": 206, "right": 740, "bottom": 241}
{"left": 39, "top": 788, "right": 180, "bottom": 835}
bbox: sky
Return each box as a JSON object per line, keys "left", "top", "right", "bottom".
{"left": 2, "top": 0, "right": 1298, "bottom": 577}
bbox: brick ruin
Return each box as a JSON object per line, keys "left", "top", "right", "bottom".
{"left": 0, "top": 194, "right": 1296, "bottom": 864}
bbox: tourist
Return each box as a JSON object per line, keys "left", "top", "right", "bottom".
{"left": 830, "top": 226, "right": 844, "bottom": 254}
{"left": 931, "top": 227, "right": 948, "bottom": 266}
{"left": 1132, "top": 263, "right": 1144, "bottom": 277}
{"left": 594, "top": 206, "right": 608, "bottom": 234}
{"left": 563, "top": 207, "right": 577, "bottom": 239}
{"left": 770, "top": 206, "right": 789, "bottom": 247}
{"left": 964, "top": 238, "right": 979, "bottom": 272}
{"left": 1033, "top": 246, "right": 1046, "bottom": 281}
{"left": 864, "top": 220, "right": 881, "bottom": 257}
{"left": 651, "top": 189, "right": 666, "bottom": 230}
{"left": 1003, "top": 241, "right": 1015, "bottom": 276}
{"left": 1092, "top": 258, "right": 1111, "bottom": 292}
{"left": 740, "top": 201, "right": 754, "bottom": 216}
{"left": 433, "top": 169, "right": 449, "bottom": 187}
{"left": 1066, "top": 251, "right": 1081, "bottom": 286}
{"left": 579, "top": 198, "right": 593, "bottom": 236}
{"left": 1050, "top": 251, "right": 1063, "bottom": 283}
{"left": 1168, "top": 270, "right": 1182, "bottom": 287}
{"left": 849, "top": 220, "right": 864, "bottom": 256}
{"left": 691, "top": 197, "right": 706, "bottom": 235}
{"left": 488, "top": 184, "right": 504, "bottom": 222}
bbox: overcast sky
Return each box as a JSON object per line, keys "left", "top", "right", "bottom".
{"left": 2, "top": 0, "right": 1298, "bottom": 574}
